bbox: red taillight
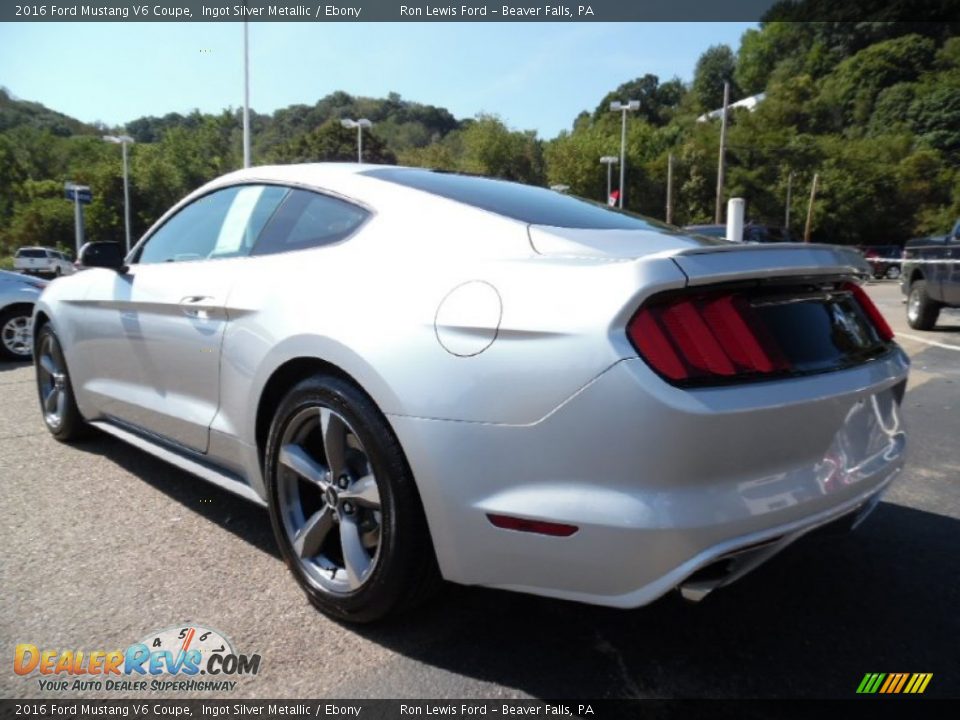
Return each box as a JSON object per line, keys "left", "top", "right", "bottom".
{"left": 846, "top": 282, "right": 895, "bottom": 341}
{"left": 487, "top": 514, "right": 578, "bottom": 537}
{"left": 628, "top": 293, "right": 787, "bottom": 382}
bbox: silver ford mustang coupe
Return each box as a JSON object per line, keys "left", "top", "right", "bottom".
{"left": 33, "top": 164, "right": 908, "bottom": 621}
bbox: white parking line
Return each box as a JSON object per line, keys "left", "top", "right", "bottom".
{"left": 897, "top": 332, "right": 960, "bottom": 352}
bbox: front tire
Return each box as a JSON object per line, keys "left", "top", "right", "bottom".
{"left": 885, "top": 265, "right": 901, "bottom": 280}
{"left": 34, "top": 324, "right": 90, "bottom": 441}
{"left": 264, "top": 374, "right": 439, "bottom": 622}
{"left": 906, "top": 279, "right": 941, "bottom": 330}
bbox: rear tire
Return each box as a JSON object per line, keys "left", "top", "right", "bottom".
{"left": 906, "top": 280, "right": 941, "bottom": 330}
{"left": 34, "top": 324, "right": 91, "bottom": 441}
{"left": 264, "top": 374, "right": 440, "bottom": 622}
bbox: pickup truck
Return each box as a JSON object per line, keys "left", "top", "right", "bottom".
{"left": 901, "top": 219, "right": 960, "bottom": 329}
{"left": 13, "top": 247, "right": 74, "bottom": 277}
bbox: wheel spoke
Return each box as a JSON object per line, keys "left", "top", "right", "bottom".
{"left": 339, "top": 474, "right": 380, "bottom": 510}
{"left": 278, "top": 444, "right": 329, "bottom": 488}
{"left": 340, "top": 516, "right": 372, "bottom": 589}
{"left": 39, "top": 354, "right": 57, "bottom": 377}
{"left": 55, "top": 390, "right": 66, "bottom": 420}
{"left": 319, "top": 407, "right": 348, "bottom": 479}
{"left": 48, "top": 336, "right": 65, "bottom": 368}
{"left": 44, "top": 387, "right": 58, "bottom": 414}
{"left": 292, "top": 507, "right": 334, "bottom": 559}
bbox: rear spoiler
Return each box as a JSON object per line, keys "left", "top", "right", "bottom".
{"left": 528, "top": 225, "right": 870, "bottom": 287}
{"left": 670, "top": 244, "right": 870, "bottom": 287}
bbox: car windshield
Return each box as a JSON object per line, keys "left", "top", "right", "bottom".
{"left": 363, "top": 167, "right": 665, "bottom": 230}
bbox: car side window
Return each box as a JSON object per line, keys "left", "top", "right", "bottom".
{"left": 137, "top": 185, "right": 288, "bottom": 265}
{"left": 251, "top": 189, "right": 369, "bottom": 257}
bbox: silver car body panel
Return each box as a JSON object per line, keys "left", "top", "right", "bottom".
{"left": 34, "top": 163, "right": 908, "bottom": 608}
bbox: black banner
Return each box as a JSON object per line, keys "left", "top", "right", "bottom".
{"left": 2, "top": 0, "right": 959, "bottom": 22}
{"left": 1, "top": 699, "right": 958, "bottom": 720}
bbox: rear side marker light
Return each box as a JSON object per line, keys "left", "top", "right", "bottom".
{"left": 846, "top": 283, "right": 895, "bottom": 341}
{"left": 487, "top": 514, "right": 578, "bottom": 537}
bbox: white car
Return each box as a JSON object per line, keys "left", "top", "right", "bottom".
{"left": 13, "top": 247, "right": 75, "bottom": 277}
{"left": 34, "top": 164, "right": 908, "bottom": 622}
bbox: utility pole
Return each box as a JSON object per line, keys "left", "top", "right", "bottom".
{"left": 784, "top": 171, "right": 794, "bottom": 236}
{"left": 804, "top": 173, "right": 819, "bottom": 243}
{"left": 666, "top": 153, "right": 674, "bottom": 224}
{"left": 714, "top": 81, "right": 730, "bottom": 224}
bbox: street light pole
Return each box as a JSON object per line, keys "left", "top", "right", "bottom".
{"left": 121, "top": 140, "right": 131, "bottom": 252}
{"left": 243, "top": 20, "right": 251, "bottom": 168}
{"left": 599, "top": 156, "right": 618, "bottom": 204}
{"left": 103, "top": 135, "right": 135, "bottom": 253}
{"left": 73, "top": 190, "right": 82, "bottom": 252}
{"left": 610, "top": 100, "right": 639, "bottom": 209}
{"left": 341, "top": 119, "right": 373, "bottom": 163}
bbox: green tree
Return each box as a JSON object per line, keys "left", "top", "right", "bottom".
{"left": 269, "top": 119, "right": 396, "bottom": 164}
{"left": 692, "top": 45, "right": 741, "bottom": 111}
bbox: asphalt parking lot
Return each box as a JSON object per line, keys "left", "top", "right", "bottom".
{"left": 1, "top": 281, "right": 958, "bottom": 700}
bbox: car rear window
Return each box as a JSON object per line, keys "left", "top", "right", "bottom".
{"left": 16, "top": 249, "right": 48, "bottom": 258}
{"left": 363, "top": 167, "right": 660, "bottom": 230}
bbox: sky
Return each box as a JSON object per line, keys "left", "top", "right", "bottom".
{"left": 0, "top": 22, "right": 755, "bottom": 139}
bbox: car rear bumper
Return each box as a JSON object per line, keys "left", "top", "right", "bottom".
{"left": 389, "top": 348, "right": 909, "bottom": 608}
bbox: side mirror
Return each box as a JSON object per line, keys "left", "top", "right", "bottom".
{"left": 78, "top": 242, "right": 126, "bottom": 271}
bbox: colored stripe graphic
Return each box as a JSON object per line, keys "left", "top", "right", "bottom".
{"left": 857, "top": 673, "right": 932, "bottom": 694}
{"left": 893, "top": 673, "right": 909, "bottom": 693}
{"left": 880, "top": 674, "right": 898, "bottom": 693}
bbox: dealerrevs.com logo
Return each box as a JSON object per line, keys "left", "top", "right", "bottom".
{"left": 14, "top": 624, "right": 261, "bottom": 693}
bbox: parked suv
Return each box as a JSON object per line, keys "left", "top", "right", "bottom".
{"left": 13, "top": 247, "right": 75, "bottom": 277}
{"left": 901, "top": 219, "right": 960, "bottom": 329}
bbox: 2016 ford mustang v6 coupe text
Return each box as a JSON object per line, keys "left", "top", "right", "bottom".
{"left": 33, "top": 164, "right": 908, "bottom": 621}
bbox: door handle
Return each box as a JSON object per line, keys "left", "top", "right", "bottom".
{"left": 179, "top": 295, "right": 215, "bottom": 319}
